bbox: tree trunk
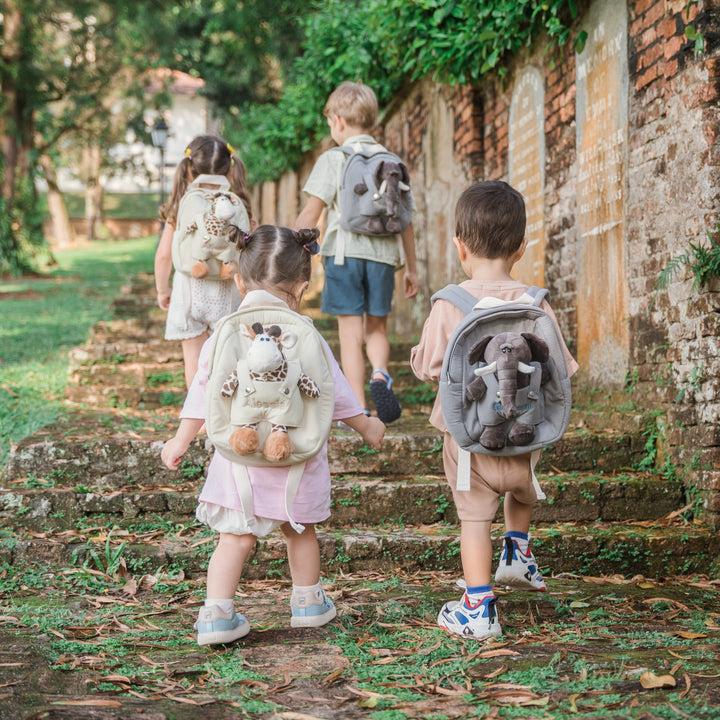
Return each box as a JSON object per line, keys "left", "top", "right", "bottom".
{"left": 0, "top": 2, "right": 22, "bottom": 209}
{"left": 39, "top": 154, "right": 76, "bottom": 248}
{"left": 84, "top": 144, "right": 103, "bottom": 240}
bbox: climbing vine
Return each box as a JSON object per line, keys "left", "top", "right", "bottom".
{"left": 230, "top": 0, "right": 582, "bottom": 184}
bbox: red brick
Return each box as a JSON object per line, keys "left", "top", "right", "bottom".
{"left": 633, "top": 0, "right": 657, "bottom": 15}
{"left": 639, "top": 40, "right": 664, "bottom": 69}
{"left": 639, "top": 25, "right": 658, "bottom": 50}
{"left": 644, "top": 1, "right": 665, "bottom": 25}
{"left": 663, "top": 57, "right": 680, "bottom": 78}
{"left": 661, "top": 16, "right": 679, "bottom": 40}
{"left": 664, "top": 33, "right": 685, "bottom": 59}
{"left": 704, "top": 58, "right": 720, "bottom": 79}
{"left": 637, "top": 64, "right": 659, "bottom": 90}
{"left": 688, "top": 81, "right": 720, "bottom": 108}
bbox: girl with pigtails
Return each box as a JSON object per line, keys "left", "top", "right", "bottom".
{"left": 154, "top": 135, "right": 255, "bottom": 387}
{"left": 161, "top": 225, "right": 385, "bottom": 646}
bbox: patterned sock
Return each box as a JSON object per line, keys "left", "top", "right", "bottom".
{"left": 204, "top": 598, "right": 234, "bottom": 614}
{"left": 464, "top": 584, "right": 494, "bottom": 608}
{"left": 506, "top": 531, "right": 530, "bottom": 553}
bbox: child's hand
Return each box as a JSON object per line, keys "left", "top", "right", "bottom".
{"left": 340, "top": 413, "right": 386, "bottom": 449}
{"left": 361, "top": 416, "right": 386, "bottom": 449}
{"left": 161, "top": 436, "right": 189, "bottom": 470}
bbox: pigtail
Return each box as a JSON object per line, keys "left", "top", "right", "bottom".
{"left": 161, "top": 157, "right": 193, "bottom": 225}
{"left": 226, "top": 154, "right": 255, "bottom": 229}
{"left": 294, "top": 228, "right": 321, "bottom": 255}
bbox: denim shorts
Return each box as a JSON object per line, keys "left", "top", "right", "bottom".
{"left": 321, "top": 256, "right": 395, "bottom": 316}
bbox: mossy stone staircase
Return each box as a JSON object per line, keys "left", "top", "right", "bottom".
{"left": 2, "top": 273, "right": 718, "bottom": 581}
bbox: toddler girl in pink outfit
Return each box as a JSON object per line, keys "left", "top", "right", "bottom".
{"left": 161, "top": 225, "right": 385, "bottom": 646}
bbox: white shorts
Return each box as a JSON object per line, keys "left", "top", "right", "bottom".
{"left": 195, "top": 501, "right": 282, "bottom": 538}
{"left": 165, "top": 273, "right": 240, "bottom": 341}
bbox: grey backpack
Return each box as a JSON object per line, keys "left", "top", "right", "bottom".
{"left": 333, "top": 143, "right": 412, "bottom": 236}
{"left": 432, "top": 285, "right": 572, "bottom": 464}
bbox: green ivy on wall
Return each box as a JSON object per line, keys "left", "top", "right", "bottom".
{"left": 230, "top": 0, "right": 582, "bottom": 184}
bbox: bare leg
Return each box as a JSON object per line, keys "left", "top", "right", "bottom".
{"left": 337, "top": 314, "right": 367, "bottom": 408}
{"left": 503, "top": 493, "right": 533, "bottom": 534}
{"left": 206, "top": 532, "right": 257, "bottom": 599}
{"left": 281, "top": 523, "right": 320, "bottom": 586}
{"left": 365, "top": 313, "right": 390, "bottom": 381}
{"left": 460, "top": 520, "right": 494, "bottom": 587}
{"left": 181, "top": 331, "right": 209, "bottom": 388}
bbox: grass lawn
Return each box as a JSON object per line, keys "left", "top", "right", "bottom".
{"left": 0, "top": 237, "right": 157, "bottom": 467}
{"left": 38, "top": 192, "right": 161, "bottom": 219}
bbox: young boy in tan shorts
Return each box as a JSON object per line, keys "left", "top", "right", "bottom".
{"left": 295, "top": 81, "right": 419, "bottom": 423}
{"left": 411, "top": 181, "right": 578, "bottom": 639}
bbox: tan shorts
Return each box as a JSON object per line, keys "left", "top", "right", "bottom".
{"left": 442, "top": 432, "right": 536, "bottom": 522}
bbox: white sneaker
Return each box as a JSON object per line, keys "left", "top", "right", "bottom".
{"left": 195, "top": 605, "right": 250, "bottom": 646}
{"left": 290, "top": 587, "right": 337, "bottom": 628}
{"left": 494, "top": 535, "right": 546, "bottom": 591}
{"left": 437, "top": 593, "right": 502, "bottom": 639}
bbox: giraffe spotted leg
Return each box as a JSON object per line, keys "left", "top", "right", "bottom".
{"left": 229, "top": 424, "right": 259, "bottom": 456}
{"left": 263, "top": 425, "right": 292, "bottom": 463}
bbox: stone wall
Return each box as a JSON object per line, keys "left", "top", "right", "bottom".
{"left": 254, "top": 0, "right": 720, "bottom": 526}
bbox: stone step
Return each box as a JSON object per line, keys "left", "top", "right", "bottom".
{"left": 2, "top": 419, "right": 648, "bottom": 490}
{"left": 4, "top": 520, "right": 715, "bottom": 580}
{"left": 0, "top": 470, "right": 684, "bottom": 535}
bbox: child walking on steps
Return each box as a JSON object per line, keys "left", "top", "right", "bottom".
{"left": 410, "top": 181, "right": 578, "bottom": 640}
{"left": 294, "top": 81, "right": 419, "bottom": 423}
{"left": 154, "top": 135, "right": 254, "bottom": 388}
{"left": 161, "top": 225, "right": 385, "bottom": 646}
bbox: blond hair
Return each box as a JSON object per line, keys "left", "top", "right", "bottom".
{"left": 323, "top": 81, "right": 378, "bottom": 131}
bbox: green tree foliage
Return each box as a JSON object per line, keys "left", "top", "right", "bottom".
{"left": 0, "top": 0, "right": 163, "bottom": 275}
{"left": 229, "top": 0, "right": 580, "bottom": 184}
{"left": 156, "top": 0, "right": 305, "bottom": 110}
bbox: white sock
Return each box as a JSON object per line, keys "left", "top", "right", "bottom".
{"left": 292, "top": 582, "right": 323, "bottom": 605}
{"left": 204, "top": 598, "right": 234, "bottom": 614}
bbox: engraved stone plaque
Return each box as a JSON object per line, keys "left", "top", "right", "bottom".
{"left": 509, "top": 66, "right": 545, "bottom": 287}
{"left": 576, "top": 0, "right": 629, "bottom": 386}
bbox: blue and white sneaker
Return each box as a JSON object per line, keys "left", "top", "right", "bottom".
{"left": 290, "top": 587, "right": 337, "bottom": 628}
{"left": 196, "top": 605, "right": 250, "bottom": 646}
{"left": 437, "top": 593, "right": 502, "bottom": 639}
{"left": 494, "top": 535, "right": 546, "bottom": 591}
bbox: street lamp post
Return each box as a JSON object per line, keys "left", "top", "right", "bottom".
{"left": 151, "top": 117, "right": 169, "bottom": 232}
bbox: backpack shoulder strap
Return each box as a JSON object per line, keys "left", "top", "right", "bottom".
{"left": 526, "top": 286, "right": 550, "bottom": 307}
{"left": 431, "top": 284, "right": 479, "bottom": 315}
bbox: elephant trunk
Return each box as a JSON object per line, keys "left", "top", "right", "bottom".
{"left": 496, "top": 364, "right": 519, "bottom": 418}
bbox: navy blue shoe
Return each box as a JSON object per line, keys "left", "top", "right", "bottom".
{"left": 369, "top": 369, "right": 401, "bottom": 423}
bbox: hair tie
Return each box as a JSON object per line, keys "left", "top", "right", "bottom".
{"left": 303, "top": 240, "right": 320, "bottom": 255}
{"left": 184, "top": 148, "right": 192, "bottom": 158}
{"left": 226, "top": 142, "right": 235, "bottom": 156}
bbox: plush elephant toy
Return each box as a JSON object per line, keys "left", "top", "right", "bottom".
{"left": 465, "top": 331, "right": 550, "bottom": 450}
{"left": 353, "top": 160, "right": 410, "bottom": 234}
{"left": 189, "top": 192, "right": 243, "bottom": 280}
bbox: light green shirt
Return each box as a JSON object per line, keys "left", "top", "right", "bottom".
{"left": 302, "top": 134, "right": 408, "bottom": 268}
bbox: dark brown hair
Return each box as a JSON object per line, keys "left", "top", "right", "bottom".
{"left": 235, "top": 225, "right": 319, "bottom": 297}
{"left": 454, "top": 181, "right": 526, "bottom": 259}
{"left": 160, "top": 135, "right": 254, "bottom": 227}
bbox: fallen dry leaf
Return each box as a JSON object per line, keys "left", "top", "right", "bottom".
{"left": 640, "top": 671, "right": 676, "bottom": 689}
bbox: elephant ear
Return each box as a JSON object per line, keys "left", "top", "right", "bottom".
{"left": 521, "top": 333, "right": 550, "bottom": 363}
{"left": 399, "top": 162, "right": 410, "bottom": 185}
{"left": 468, "top": 335, "right": 494, "bottom": 365}
{"left": 374, "top": 160, "right": 386, "bottom": 187}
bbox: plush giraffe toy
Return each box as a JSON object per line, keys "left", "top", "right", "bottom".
{"left": 189, "top": 192, "right": 242, "bottom": 280}
{"left": 221, "top": 323, "right": 320, "bottom": 463}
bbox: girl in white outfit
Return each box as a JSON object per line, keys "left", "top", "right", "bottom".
{"left": 154, "top": 135, "right": 254, "bottom": 387}
{"left": 161, "top": 225, "right": 385, "bottom": 645}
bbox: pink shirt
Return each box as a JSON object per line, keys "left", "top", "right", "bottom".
{"left": 410, "top": 279, "right": 579, "bottom": 433}
{"left": 181, "top": 291, "right": 363, "bottom": 523}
